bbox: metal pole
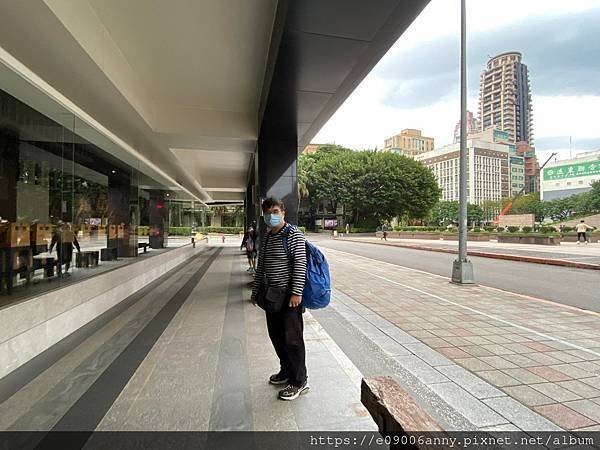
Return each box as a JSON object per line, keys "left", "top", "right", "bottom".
{"left": 452, "top": 0, "right": 475, "bottom": 284}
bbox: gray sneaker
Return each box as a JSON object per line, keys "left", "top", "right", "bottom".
{"left": 278, "top": 381, "right": 310, "bottom": 400}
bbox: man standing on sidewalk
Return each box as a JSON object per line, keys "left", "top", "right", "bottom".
{"left": 251, "top": 197, "right": 309, "bottom": 400}
{"left": 576, "top": 220, "right": 595, "bottom": 245}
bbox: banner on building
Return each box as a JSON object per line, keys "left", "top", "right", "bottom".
{"left": 543, "top": 161, "right": 600, "bottom": 181}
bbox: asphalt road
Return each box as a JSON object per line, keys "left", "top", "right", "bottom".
{"left": 312, "top": 236, "right": 600, "bottom": 313}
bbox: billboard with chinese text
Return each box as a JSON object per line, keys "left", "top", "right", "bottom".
{"left": 543, "top": 161, "right": 600, "bottom": 181}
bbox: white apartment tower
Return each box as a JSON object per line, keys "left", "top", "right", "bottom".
{"left": 479, "top": 52, "right": 533, "bottom": 145}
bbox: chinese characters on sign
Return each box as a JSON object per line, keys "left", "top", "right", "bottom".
{"left": 543, "top": 161, "right": 600, "bottom": 181}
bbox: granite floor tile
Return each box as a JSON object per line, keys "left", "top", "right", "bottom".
{"left": 479, "top": 356, "right": 518, "bottom": 370}
{"left": 556, "top": 380, "right": 600, "bottom": 399}
{"left": 534, "top": 404, "right": 596, "bottom": 430}
{"left": 502, "top": 385, "right": 554, "bottom": 407}
{"left": 483, "top": 397, "right": 560, "bottom": 431}
{"left": 527, "top": 366, "right": 573, "bottom": 382}
{"left": 530, "top": 383, "right": 583, "bottom": 403}
{"left": 477, "top": 370, "right": 521, "bottom": 388}
{"left": 502, "top": 368, "right": 547, "bottom": 385}
{"left": 563, "top": 399, "right": 600, "bottom": 423}
{"left": 453, "top": 358, "right": 495, "bottom": 372}
{"left": 428, "top": 383, "right": 507, "bottom": 428}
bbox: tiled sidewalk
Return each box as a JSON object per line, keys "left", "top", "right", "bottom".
{"left": 323, "top": 247, "right": 600, "bottom": 431}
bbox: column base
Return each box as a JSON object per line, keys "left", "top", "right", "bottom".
{"left": 451, "top": 259, "right": 475, "bottom": 284}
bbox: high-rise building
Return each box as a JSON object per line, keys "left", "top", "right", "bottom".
{"left": 383, "top": 129, "right": 434, "bottom": 158}
{"left": 478, "top": 52, "right": 533, "bottom": 145}
{"left": 453, "top": 111, "right": 479, "bottom": 143}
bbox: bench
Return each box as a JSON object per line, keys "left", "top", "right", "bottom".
{"left": 361, "top": 377, "right": 445, "bottom": 449}
{"left": 138, "top": 242, "right": 149, "bottom": 253}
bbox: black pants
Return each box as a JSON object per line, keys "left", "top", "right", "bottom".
{"left": 266, "top": 304, "right": 307, "bottom": 386}
{"left": 578, "top": 232, "right": 587, "bottom": 242}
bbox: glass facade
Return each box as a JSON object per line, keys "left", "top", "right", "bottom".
{"left": 0, "top": 85, "right": 206, "bottom": 307}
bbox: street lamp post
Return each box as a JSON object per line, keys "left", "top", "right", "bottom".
{"left": 452, "top": 0, "right": 475, "bottom": 284}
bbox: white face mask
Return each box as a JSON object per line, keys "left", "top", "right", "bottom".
{"left": 264, "top": 213, "right": 281, "bottom": 228}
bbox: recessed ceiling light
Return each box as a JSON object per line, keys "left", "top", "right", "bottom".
{"left": 111, "top": 170, "right": 116, "bottom": 174}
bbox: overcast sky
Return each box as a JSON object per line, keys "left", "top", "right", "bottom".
{"left": 313, "top": 0, "right": 600, "bottom": 164}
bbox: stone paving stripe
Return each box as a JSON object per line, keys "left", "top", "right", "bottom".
{"left": 428, "top": 383, "right": 508, "bottom": 428}
{"left": 392, "top": 356, "right": 449, "bottom": 385}
{"left": 336, "top": 262, "right": 600, "bottom": 361}
{"left": 0, "top": 250, "right": 197, "bottom": 406}
{"left": 403, "top": 343, "right": 454, "bottom": 367}
{"left": 437, "top": 365, "right": 505, "bottom": 400}
{"left": 209, "top": 253, "right": 252, "bottom": 431}
{"left": 46, "top": 248, "right": 222, "bottom": 435}
{"left": 369, "top": 336, "right": 411, "bottom": 357}
{"left": 479, "top": 424, "right": 521, "bottom": 432}
{"left": 534, "top": 404, "right": 596, "bottom": 430}
{"left": 483, "top": 397, "right": 562, "bottom": 431}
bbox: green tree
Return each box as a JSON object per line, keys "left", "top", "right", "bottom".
{"left": 429, "top": 201, "right": 459, "bottom": 225}
{"left": 300, "top": 146, "right": 440, "bottom": 226}
{"left": 544, "top": 197, "right": 575, "bottom": 222}
{"left": 467, "top": 203, "right": 484, "bottom": 226}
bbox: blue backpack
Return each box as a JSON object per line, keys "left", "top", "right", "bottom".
{"left": 282, "top": 225, "right": 331, "bottom": 309}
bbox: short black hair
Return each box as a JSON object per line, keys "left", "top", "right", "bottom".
{"left": 581, "top": 220, "right": 585, "bottom": 222}
{"left": 261, "top": 197, "right": 285, "bottom": 212}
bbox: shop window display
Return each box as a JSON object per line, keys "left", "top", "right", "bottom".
{"left": 0, "top": 86, "right": 203, "bottom": 306}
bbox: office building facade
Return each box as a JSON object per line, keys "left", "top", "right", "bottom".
{"left": 416, "top": 139, "right": 510, "bottom": 205}
{"left": 383, "top": 129, "right": 434, "bottom": 158}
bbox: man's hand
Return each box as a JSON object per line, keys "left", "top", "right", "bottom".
{"left": 250, "top": 295, "right": 257, "bottom": 306}
{"left": 289, "top": 294, "right": 302, "bottom": 308}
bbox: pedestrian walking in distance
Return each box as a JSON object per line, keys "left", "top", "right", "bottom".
{"left": 241, "top": 225, "right": 258, "bottom": 273}
{"left": 381, "top": 222, "right": 389, "bottom": 241}
{"left": 576, "top": 220, "right": 595, "bottom": 245}
{"left": 251, "top": 197, "right": 309, "bottom": 400}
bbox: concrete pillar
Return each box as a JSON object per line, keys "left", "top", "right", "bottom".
{"left": 257, "top": 137, "right": 298, "bottom": 226}
{"left": 107, "top": 171, "right": 137, "bottom": 256}
{"left": 0, "top": 126, "right": 19, "bottom": 222}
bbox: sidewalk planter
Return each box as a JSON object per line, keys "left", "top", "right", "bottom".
{"left": 497, "top": 235, "right": 561, "bottom": 245}
{"left": 441, "top": 233, "right": 491, "bottom": 242}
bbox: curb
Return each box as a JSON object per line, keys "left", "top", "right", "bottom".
{"left": 338, "top": 238, "right": 600, "bottom": 271}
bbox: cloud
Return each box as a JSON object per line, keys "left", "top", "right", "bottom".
{"left": 536, "top": 136, "right": 600, "bottom": 152}
{"left": 314, "top": 0, "right": 600, "bottom": 152}
{"left": 375, "top": 8, "right": 600, "bottom": 109}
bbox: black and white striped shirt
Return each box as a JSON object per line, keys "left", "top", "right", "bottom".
{"left": 252, "top": 224, "right": 307, "bottom": 297}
